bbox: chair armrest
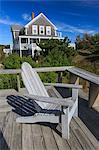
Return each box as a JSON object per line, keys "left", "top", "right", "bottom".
{"left": 44, "top": 83, "right": 82, "bottom": 89}
{"left": 24, "top": 94, "right": 73, "bottom": 107}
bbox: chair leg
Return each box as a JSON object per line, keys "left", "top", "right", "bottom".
{"left": 74, "top": 106, "right": 78, "bottom": 117}
{"left": 72, "top": 88, "right": 78, "bottom": 117}
{"left": 61, "top": 107, "right": 69, "bottom": 139}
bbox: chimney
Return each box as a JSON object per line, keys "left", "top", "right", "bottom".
{"left": 32, "top": 12, "right": 34, "bottom": 20}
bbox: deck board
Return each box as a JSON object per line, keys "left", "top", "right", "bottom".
{"left": 0, "top": 111, "right": 98, "bottom": 150}
{"left": 22, "top": 124, "right": 34, "bottom": 150}
{"left": 71, "top": 119, "right": 95, "bottom": 150}
{"left": 0, "top": 89, "right": 99, "bottom": 150}
{"left": 41, "top": 125, "right": 58, "bottom": 150}
{"left": 32, "top": 124, "right": 46, "bottom": 150}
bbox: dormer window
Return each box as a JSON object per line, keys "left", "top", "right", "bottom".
{"left": 46, "top": 26, "right": 51, "bottom": 35}
{"left": 32, "top": 25, "right": 38, "bottom": 35}
{"left": 39, "top": 26, "right": 44, "bottom": 35}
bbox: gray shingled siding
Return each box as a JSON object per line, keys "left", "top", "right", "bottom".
{"left": 15, "top": 31, "right": 20, "bottom": 37}
{"left": 27, "top": 26, "right": 32, "bottom": 35}
{"left": 11, "top": 25, "right": 23, "bottom": 31}
{"left": 27, "top": 15, "right": 56, "bottom": 36}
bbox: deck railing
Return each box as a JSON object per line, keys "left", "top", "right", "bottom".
{"left": 0, "top": 66, "right": 99, "bottom": 109}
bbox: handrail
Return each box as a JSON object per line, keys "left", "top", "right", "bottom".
{"left": 67, "top": 67, "right": 99, "bottom": 85}
{"left": 0, "top": 66, "right": 99, "bottom": 85}
{"left": 0, "top": 66, "right": 73, "bottom": 74}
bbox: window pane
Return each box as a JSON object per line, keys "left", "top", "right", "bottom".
{"left": 39, "top": 26, "right": 44, "bottom": 35}
{"left": 32, "top": 25, "right": 38, "bottom": 35}
{"left": 46, "top": 26, "right": 51, "bottom": 35}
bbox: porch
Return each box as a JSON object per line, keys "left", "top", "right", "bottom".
{"left": 17, "top": 34, "right": 63, "bottom": 57}
{"left": 0, "top": 87, "right": 99, "bottom": 150}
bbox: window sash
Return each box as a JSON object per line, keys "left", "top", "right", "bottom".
{"left": 39, "top": 26, "right": 45, "bottom": 35}
{"left": 32, "top": 25, "right": 38, "bottom": 35}
{"left": 46, "top": 26, "right": 51, "bottom": 35}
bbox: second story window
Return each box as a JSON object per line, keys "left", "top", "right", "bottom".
{"left": 39, "top": 26, "right": 44, "bottom": 35}
{"left": 46, "top": 26, "right": 51, "bottom": 35}
{"left": 32, "top": 25, "right": 38, "bottom": 35}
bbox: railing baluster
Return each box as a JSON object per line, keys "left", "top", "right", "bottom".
{"left": 57, "top": 72, "right": 62, "bottom": 83}
{"left": 17, "top": 74, "right": 21, "bottom": 92}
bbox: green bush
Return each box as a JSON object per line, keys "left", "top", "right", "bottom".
{"left": 3, "top": 54, "right": 38, "bottom": 69}
{"left": 21, "top": 56, "right": 38, "bottom": 68}
{"left": 43, "top": 48, "right": 72, "bottom": 67}
{"left": 3, "top": 53, "right": 21, "bottom": 69}
{"left": 39, "top": 72, "right": 57, "bottom": 83}
{"left": 0, "top": 74, "right": 17, "bottom": 89}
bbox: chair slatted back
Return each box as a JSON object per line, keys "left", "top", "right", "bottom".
{"left": 21, "top": 62, "right": 50, "bottom": 108}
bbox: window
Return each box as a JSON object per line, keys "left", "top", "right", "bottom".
{"left": 39, "top": 26, "right": 44, "bottom": 35}
{"left": 32, "top": 25, "right": 38, "bottom": 35}
{"left": 21, "top": 38, "right": 28, "bottom": 43}
{"left": 30, "top": 38, "right": 37, "bottom": 44}
{"left": 46, "top": 26, "right": 51, "bottom": 35}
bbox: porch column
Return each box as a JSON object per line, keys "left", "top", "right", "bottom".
{"left": 19, "top": 37, "right": 22, "bottom": 57}
{"left": 28, "top": 38, "right": 30, "bottom": 45}
{"left": 31, "top": 44, "right": 34, "bottom": 57}
{"left": 39, "top": 38, "right": 40, "bottom": 43}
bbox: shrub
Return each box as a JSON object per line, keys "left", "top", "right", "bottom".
{"left": 3, "top": 53, "right": 21, "bottom": 69}
{"left": 39, "top": 72, "right": 57, "bottom": 83}
{"left": 21, "top": 56, "right": 38, "bottom": 68}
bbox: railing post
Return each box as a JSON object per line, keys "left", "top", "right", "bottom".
{"left": 83, "top": 80, "right": 89, "bottom": 93}
{"left": 17, "top": 74, "right": 21, "bottom": 92}
{"left": 69, "top": 73, "right": 79, "bottom": 84}
{"left": 57, "top": 72, "right": 62, "bottom": 83}
{"left": 89, "top": 82, "right": 99, "bottom": 108}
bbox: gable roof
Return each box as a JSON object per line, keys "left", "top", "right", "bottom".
{"left": 25, "top": 13, "right": 57, "bottom": 30}
{"left": 11, "top": 25, "right": 23, "bottom": 31}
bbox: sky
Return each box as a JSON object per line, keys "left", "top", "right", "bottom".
{"left": 0, "top": 0, "right": 99, "bottom": 45}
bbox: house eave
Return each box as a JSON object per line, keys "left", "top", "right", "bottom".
{"left": 19, "top": 35, "right": 64, "bottom": 39}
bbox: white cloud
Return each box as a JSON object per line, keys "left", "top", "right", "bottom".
{"left": 56, "top": 22, "right": 97, "bottom": 34}
{"left": 22, "top": 13, "right": 31, "bottom": 21}
{"left": 0, "top": 17, "right": 21, "bottom": 25}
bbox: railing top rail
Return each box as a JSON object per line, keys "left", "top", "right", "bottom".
{"left": 0, "top": 69, "right": 21, "bottom": 74}
{"left": 67, "top": 67, "right": 99, "bottom": 85}
{"left": 0, "top": 66, "right": 73, "bottom": 75}
{"left": 0, "top": 66, "right": 99, "bottom": 85}
{"left": 35, "top": 66, "right": 72, "bottom": 72}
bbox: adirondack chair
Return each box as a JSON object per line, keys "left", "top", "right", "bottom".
{"left": 16, "top": 62, "right": 82, "bottom": 139}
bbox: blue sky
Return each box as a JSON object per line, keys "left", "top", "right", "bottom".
{"left": 0, "top": 0, "right": 99, "bottom": 45}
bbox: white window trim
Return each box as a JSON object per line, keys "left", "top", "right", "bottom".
{"left": 13, "top": 31, "right": 15, "bottom": 38}
{"left": 46, "top": 26, "right": 51, "bottom": 35}
{"left": 32, "top": 25, "right": 38, "bottom": 35}
{"left": 25, "top": 28, "right": 28, "bottom": 35}
{"left": 55, "top": 30, "right": 57, "bottom": 36}
{"left": 39, "top": 25, "right": 45, "bottom": 35}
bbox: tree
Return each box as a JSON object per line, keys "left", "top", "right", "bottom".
{"left": 75, "top": 33, "right": 99, "bottom": 73}
{"left": 39, "top": 38, "right": 75, "bottom": 58}
{"left": 42, "top": 47, "right": 72, "bottom": 67}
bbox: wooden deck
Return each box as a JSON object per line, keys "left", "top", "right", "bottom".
{"left": 0, "top": 89, "right": 99, "bottom": 150}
